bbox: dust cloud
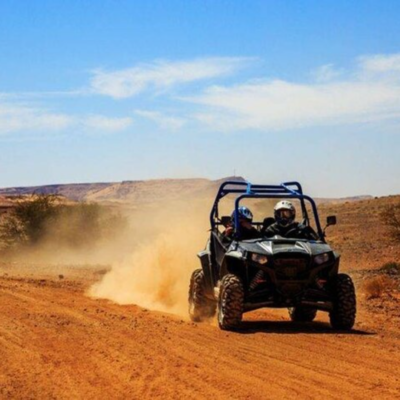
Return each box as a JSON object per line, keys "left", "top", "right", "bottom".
{"left": 89, "top": 199, "right": 211, "bottom": 317}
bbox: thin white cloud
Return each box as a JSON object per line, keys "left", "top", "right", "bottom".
{"left": 185, "top": 53, "right": 400, "bottom": 132}
{"left": 0, "top": 102, "right": 73, "bottom": 135}
{"left": 312, "top": 64, "right": 342, "bottom": 83}
{"left": 83, "top": 115, "right": 133, "bottom": 132}
{"left": 90, "top": 57, "right": 251, "bottom": 99}
{"left": 0, "top": 102, "right": 132, "bottom": 136}
{"left": 135, "top": 110, "right": 185, "bottom": 130}
{"left": 359, "top": 53, "right": 400, "bottom": 73}
{"left": 0, "top": 89, "right": 87, "bottom": 100}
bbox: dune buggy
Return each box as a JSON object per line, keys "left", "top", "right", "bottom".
{"left": 189, "top": 181, "right": 356, "bottom": 331}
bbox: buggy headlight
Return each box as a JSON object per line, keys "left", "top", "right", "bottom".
{"left": 314, "top": 253, "right": 330, "bottom": 265}
{"left": 251, "top": 254, "right": 268, "bottom": 265}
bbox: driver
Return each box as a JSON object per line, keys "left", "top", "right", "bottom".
{"left": 264, "top": 201, "right": 318, "bottom": 240}
{"left": 224, "top": 206, "right": 260, "bottom": 240}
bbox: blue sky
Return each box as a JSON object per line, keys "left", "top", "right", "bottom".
{"left": 1, "top": 0, "right": 400, "bottom": 196}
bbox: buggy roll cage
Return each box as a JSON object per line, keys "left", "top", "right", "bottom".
{"left": 210, "top": 181, "right": 324, "bottom": 240}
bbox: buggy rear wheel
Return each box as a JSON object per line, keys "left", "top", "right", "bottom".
{"left": 288, "top": 307, "right": 317, "bottom": 322}
{"left": 188, "top": 269, "right": 216, "bottom": 322}
{"left": 329, "top": 273, "right": 356, "bottom": 330}
{"left": 218, "top": 274, "right": 244, "bottom": 331}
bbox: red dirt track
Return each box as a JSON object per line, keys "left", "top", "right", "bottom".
{"left": 1, "top": 271, "right": 399, "bottom": 400}
{"left": 1, "top": 195, "right": 400, "bottom": 398}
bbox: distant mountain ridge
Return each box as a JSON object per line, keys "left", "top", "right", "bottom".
{"left": 0, "top": 176, "right": 246, "bottom": 203}
{"left": 0, "top": 177, "right": 373, "bottom": 205}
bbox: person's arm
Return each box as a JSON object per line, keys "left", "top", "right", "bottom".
{"left": 304, "top": 226, "right": 319, "bottom": 240}
{"left": 223, "top": 226, "right": 234, "bottom": 239}
{"left": 292, "top": 224, "right": 318, "bottom": 240}
{"left": 264, "top": 225, "right": 277, "bottom": 238}
{"left": 249, "top": 227, "right": 262, "bottom": 239}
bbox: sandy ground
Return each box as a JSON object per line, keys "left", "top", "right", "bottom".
{"left": 0, "top": 263, "right": 399, "bottom": 400}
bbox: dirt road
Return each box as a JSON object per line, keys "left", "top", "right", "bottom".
{"left": 1, "top": 272, "right": 399, "bottom": 400}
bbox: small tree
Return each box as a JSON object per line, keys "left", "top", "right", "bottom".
{"left": 380, "top": 202, "right": 400, "bottom": 242}
{"left": 0, "top": 195, "right": 59, "bottom": 247}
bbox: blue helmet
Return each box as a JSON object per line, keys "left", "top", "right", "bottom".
{"left": 232, "top": 206, "right": 253, "bottom": 222}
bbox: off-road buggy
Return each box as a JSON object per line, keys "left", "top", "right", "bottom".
{"left": 189, "top": 181, "right": 356, "bottom": 331}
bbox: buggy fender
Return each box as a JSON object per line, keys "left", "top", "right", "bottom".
{"left": 197, "top": 250, "right": 214, "bottom": 296}
{"left": 329, "top": 253, "right": 340, "bottom": 277}
{"left": 220, "top": 251, "right": 248, "bottom": 285}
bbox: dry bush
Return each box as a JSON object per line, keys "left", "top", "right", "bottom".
{"left": 0, "top": 195, "right": 59, "bottom": 247}
{"left": 379, "top": 262, "right": 400, "bottom": 276}
{"left": 363, "top": 276, "right": 396, "bottom": 299}
{"left": 0, "top": 194, "right": 127, "bottom": 252}
{"left": 380, "top": 202, "right": 400, "bottom": 242}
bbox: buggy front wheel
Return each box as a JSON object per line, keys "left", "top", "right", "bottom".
{"left": 329, "top": 273, "right": 356, "bottom": 330}
{"left": 218, "top": 274, "right": 244, "bottom": 330}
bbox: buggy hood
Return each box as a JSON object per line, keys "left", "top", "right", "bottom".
{"left": 230, "top": 238, "right": 332, "bottom": 257}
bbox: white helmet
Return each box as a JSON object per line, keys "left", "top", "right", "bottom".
{"left": 274, "top": 201, "right": 296, "bottom": 227}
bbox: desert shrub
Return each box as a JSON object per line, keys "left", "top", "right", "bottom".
{"left": 0, "top": 195, "right": 59, "bottom": 247}
{"left": 380, "top": 202, "right": 400, "bottom": 242}
{"left": 379, "top": 262, "right": 400, "bottom": 276}
{"left": 363, "top": 276, "right": 396, "bottom": 299}
{"left": 0, "top": 195, "right": 127, "bottom": 251}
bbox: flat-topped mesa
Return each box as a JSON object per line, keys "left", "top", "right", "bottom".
{"left": 0, "top": 177, "right": 246, "bottom": 204}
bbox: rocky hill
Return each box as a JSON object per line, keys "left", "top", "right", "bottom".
{"left": 0, "top": 182, "right": 113, "bottom": 202}
{"left": 318, "top": 194, "right": 400, "bottom": 270}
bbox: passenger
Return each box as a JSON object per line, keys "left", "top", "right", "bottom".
{"left": 224, "top": 206, "right": 260, "bottom": 240}
{"left": 264, "top": 201, "right": 318, "bottom": 240}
